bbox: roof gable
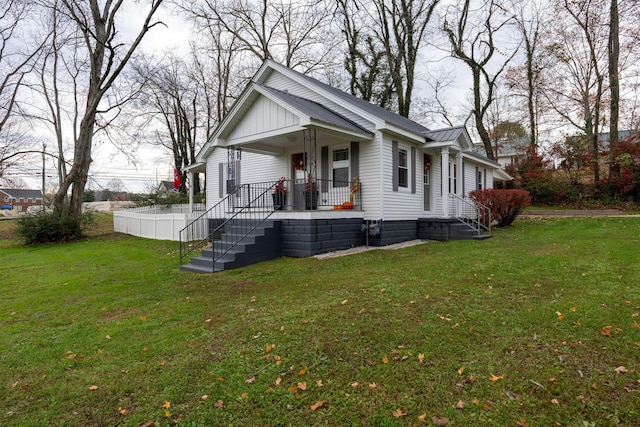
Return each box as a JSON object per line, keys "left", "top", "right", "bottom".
{"left": 255, "top": 60, "right": 431, "bottom": 136}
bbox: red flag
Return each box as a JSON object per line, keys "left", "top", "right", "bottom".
{"left": 173, "top": 168, "right": 181, "bottom": 191}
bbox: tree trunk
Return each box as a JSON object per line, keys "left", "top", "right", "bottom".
{"left": 608, "top": 0, "right": 620, "bottom": 179}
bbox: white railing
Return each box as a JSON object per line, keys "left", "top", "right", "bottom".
{"left": 448, "top": 194, "right": 491, "bottom": 235}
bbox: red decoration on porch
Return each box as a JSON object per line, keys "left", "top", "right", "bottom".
{"left": 424, "top": 154, "right": 431, "bottom": 171}
{"left": 292, "top": 153, "right": 305, "bottom": 171}
{"left": 173, "top": 168, "right": 181, "bottom": 191}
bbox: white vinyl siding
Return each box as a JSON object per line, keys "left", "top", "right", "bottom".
{"left": 381, "top": 136, "right": 423, "bottom": 221}
{"left": 206, "top": 149, "right": 285, "bottom": 206}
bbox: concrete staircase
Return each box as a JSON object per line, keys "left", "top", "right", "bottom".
{"left": 450, "top": 221, "right": 492, "bottom": 240}
{"left": 180, "top": 220, "right": 282, "bottom": 273}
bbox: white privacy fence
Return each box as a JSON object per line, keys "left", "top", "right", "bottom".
{"left": 114, "top": 204, "right": 207, "bottom": 241}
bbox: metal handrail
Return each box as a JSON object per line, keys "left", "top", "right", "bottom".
{"left": 448, "top": 194, "right": 491, "bottom": 235}
{"left": 180, "top": 181, "right": 285, "bottom": 270}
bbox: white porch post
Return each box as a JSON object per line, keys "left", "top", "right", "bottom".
{"left": 188, "top": 171, "right": 194, "bottom": 213}
{"left": 455, "top": 151, "right": 463, "bottom": 197}
{"left": 441, "top": 147, "right": 449, "bottom": 217}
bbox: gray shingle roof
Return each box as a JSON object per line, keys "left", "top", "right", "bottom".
{"left": 266, "top": 60, "right": 430, "bottom": 136}
{"left": 0, "top": 188, "right": 43, "bottom": 199}
{"left": 256, "top": 84, "right": 374, "bottom": 136}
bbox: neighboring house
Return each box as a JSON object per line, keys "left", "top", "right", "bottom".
{"left": 157, "top": 180, "right": 176, "bottom": 198}
{"left": 493, "top": 136, "right": 530, "bottom": 169}
{"left": 181, "top": 60, "right": 503, "bottom": 272}
{"left": 0, "top": 188, "right": 44, "bottom": 212}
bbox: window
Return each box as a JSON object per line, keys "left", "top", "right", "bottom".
{"left": 398, "top": 149, "right": 408, "bottom": 188}
{"left": 476, "top": 167, "right": 483, "bottom": 190}
{"left": 333, "top": 148, "right": 349, "bottom": 187}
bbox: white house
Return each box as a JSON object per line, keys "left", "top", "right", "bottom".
{"left": 180, "top": 60, "right": 502, "bottom": 272}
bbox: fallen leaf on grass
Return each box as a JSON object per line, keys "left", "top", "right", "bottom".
{"left": 382, "top": 357, "right": 389, "bottom": 364}
{"left": 351, "top": 382, "right": 359, "bottom": 388}
{"left": 299, "top": 367, "right": 306, "bottom": 375}
{"left": 118, "top": 407, "right": 128, "bottom": 416}
{"left": 570, "top": 307, "right": 577, "bottom": 312}
{"left": 556, "top": 311, "right": 564, "bottom": 321}
{"left": 201, "top": 395, "right": 209, "bottom": 400}
{"left": 551, "top": 398, "right": 559, "bottom": 405}
{"left": 455, "top": 400, "right": 465, "bottom": 409}
{"left": 105, "top": 335, "right": 111, "bottom": 340}
{"left": 432, "top": 416, "right": 449, "bottom": 425}
{"left": 164, "top": 410, "right": 171, "bottom": 418}
{"left": 245, "top": 376, "right": 256, "bottom": 384}
{"left": 265, "top": 344, "right": 274, "bottom": 353}
{"left": 214, "top": 399, "right": 224, "bottom": 408}
{"left": 241, "top": 392, "right": 248, "bottom": 399}
{"left": 418, "top": 353, "right": 425, "bottom": 364}
{"left": 162, "top": 401, "right": 171, "bottom": 409}
{"left": 516, "top": 419, "right": 530, "bottom": 427}
{"left": 274, "top": 355, "right": 282, "bottom": 365}
{"left": 140, "top": 315, "right": 147, "bottom": 321}
{"left": 472, "top": 398, "right": 480, "bottom": 405}
{"left": 602, "top": 326, "right": 612, "bottom": 337}
{"left": 614, "top": 366, "right": 628, "bottom": 374}
{"left": 341, "top": 299, "right": 348, "bottom": 305}
{"left": 289, "top": 384, "right": 298, "bottom": 393}
{"left": 418, "top": 413, "right": 427, "bottom": 423}
{"left": 457, "top": 367, "right": 465, "bottom": 375}
{"left": 369, "top": 382, "right": 377, "bottom": 389}
{"left": 490, "top": 374, "right": 503, "bottom": 382}
{"left": 297, "top": 382, "right": 307, "bottom": 391}
{"left": 310, "top": 400, "right": 326, "bottom": 411}
{"left": 392, "top": 409, "right": 406, "bottom": 417}
{"left": 88, "top": 385, "right": 98, "bottom": 391}
{"left": 316, "top": 380, "right": 323, "bottom": 387}
{"left": 275, "top": 377, "right": 282, "bottom": 386}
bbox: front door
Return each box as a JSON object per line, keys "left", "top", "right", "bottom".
{"left": 423, "top": 153, "right": 431, "bottom": 211}
{"left": 291, "top": 152, "right": 306, "bottom": 209}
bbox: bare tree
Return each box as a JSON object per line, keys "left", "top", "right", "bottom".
{"left": 542, "top": 0, "right": 608, "bottom": 181}
{"left": 0, "top": 0, "right": 47, "bottom": 183}
{"left": 336, "top": 0, "right": 393, "bottom": 108}
{"left": 182, "top": 0, "right": 334, "bottom": 73}
{"left": 47, "top": 0, "right": 165, "bottom": 218}
{"left": 608, "top": 0, "right": 620, "bottom": 179}
{"left": 443, "top": 0, "right": 519, "bottom": 160}
{"left": 336, "top": 0, "right": 439, "bottom": 117}
{"left": 133, "top": 54, "right": 201, "bottom": 194}
{"left": 507, "top": 0, "right": 544, "bottom": 156}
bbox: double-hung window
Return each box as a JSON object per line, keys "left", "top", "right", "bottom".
{"left": 398, "top": 149, "right": 408, "bottom": 188}
{"left": 333, "top": 148, "right": 349, "bottom": 187}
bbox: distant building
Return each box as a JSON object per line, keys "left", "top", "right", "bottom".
{"left": 494, "top": 136, "right": 530, "bottom": 169}
{"left": 0, "top": 188, "right": 44, "bottom": 212}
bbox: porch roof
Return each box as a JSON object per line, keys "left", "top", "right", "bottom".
{"left": 256, "top": 84, "right": 374, "bottom": 138}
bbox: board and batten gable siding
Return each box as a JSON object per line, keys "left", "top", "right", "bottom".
{"left": 227, "top": 95, "right": 299, "bottom": 142}
{"left": 262, "top": 71, "right": 376, "bottom": 133}
{"left": 381, "top": 136, "right": 424, "bottom": 221}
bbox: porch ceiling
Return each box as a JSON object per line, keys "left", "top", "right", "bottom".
{"left": 225, "top": 126, "right": 372, "bottom": 155}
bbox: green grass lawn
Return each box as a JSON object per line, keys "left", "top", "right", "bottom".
{"left": 1, "top": 215, "right": 639, "bottom": 426}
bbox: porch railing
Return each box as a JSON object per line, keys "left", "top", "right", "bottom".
{"left": 448, "top": 194, "right": 491, "bottom": 235}
{"left": 179, "top": 182, "right": 278, "bottom": 267}
{"left": 256, "top": 178, "right": 362, "bottom": 211}
{"left": 179, "top": 178, "right": 363, "bottom": 269}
